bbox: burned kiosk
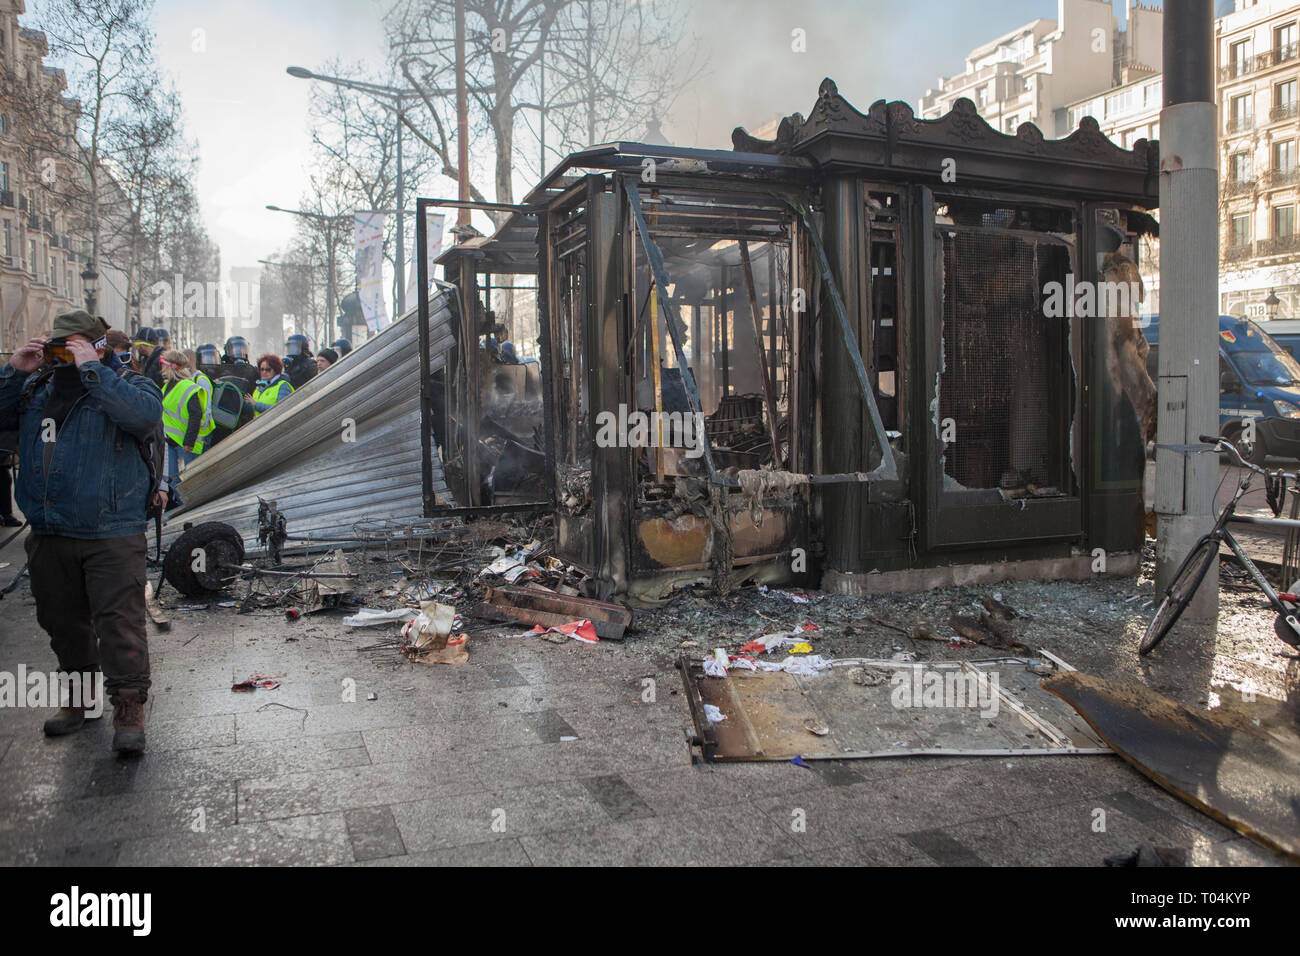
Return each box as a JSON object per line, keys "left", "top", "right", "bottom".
{"left": 421, "top": 79, "right": 1160, "bottom": 604}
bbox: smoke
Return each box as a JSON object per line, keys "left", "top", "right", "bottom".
{"left": 662, "top": 1, "right": 1155, "bottom": 149}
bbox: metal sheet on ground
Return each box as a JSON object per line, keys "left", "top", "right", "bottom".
{"left": 680, "top": 656, "right": 1110, "bottom": 762}
{"left": 1044, "top": 672, "right": 1300, "bottom": 861}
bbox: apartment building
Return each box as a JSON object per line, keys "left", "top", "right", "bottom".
{"left": 1218, "top": 0, "right": 1300, "bottom": 318}
{"left": 0, "top": 3, "right": 79, "bottom": 351}
{"left": 919, "top": 0, "right": 1162, "bottom": 137}
{"left": 0, "top": 0, "right": 134, "bottom": 352}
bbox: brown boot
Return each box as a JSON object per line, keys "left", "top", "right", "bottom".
{"left": 42, "top": 681, "right": 104, "bottom": 737}
{"left": 111, "top": 690, "right": 147, "bottom": 756}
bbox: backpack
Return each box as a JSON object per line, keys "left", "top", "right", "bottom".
{"left": 211, "top": 378, "right": 246, "bottom": 430}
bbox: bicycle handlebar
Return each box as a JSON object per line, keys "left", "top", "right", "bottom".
{"left": 1197, "top": 434, "right": 1300, "bottom": 482}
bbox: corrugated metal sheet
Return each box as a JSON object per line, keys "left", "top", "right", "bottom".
{"left": 162, "top": 291, "right": 458, "bottom": 553}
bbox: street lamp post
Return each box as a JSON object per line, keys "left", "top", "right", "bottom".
{"left": 80, "top": 263, "right": 98, "bottom": 315}
{"left": 266, "top": 204, "right": 349, "bottom": 345}
{"left": 286, "top": 66, "right": 422, "bottom": 316}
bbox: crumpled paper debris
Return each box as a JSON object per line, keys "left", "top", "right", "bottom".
{"left": 525, "top": 618, "right": 598, "bottom": 644}
{"left": 703, "top": 703, "right": 726, "bottom": 724}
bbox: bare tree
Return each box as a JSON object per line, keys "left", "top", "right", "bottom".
{"left": 306, "top": 59, "right": 436, "bottom": 313}
{"left": 36, "top": 0, "right": 156, "bottom": 286}
{"left": 384, "top": 0, "right": 698, "bottom": 217}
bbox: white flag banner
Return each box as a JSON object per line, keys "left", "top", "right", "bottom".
{"left": 354, "top": 211, "right": 387, "bottom": 333}
{"left": 405, "top": 212, "right": 447, "bottom": 312}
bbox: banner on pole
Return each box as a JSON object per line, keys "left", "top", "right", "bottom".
{"left": 406, "top": 211, "right": 447, "bottom": 311}
{"left": 354, "top": 211, "right": 387, "bottom": 333}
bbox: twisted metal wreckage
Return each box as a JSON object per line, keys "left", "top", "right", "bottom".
{"left": 166, "top": 79, "right": 1161, "bottom": 607}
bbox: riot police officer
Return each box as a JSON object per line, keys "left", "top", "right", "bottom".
{"left": 283, "top": 333, "right": 317, "bottom": 390}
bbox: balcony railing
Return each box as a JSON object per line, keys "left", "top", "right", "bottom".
{"left": 0, "top": 190, "right": 11, "bottom": 207}
{"left": 1224, "top": 242, "right": 1254, "bottom": 261}
{"left": 1226, "top": 177, "right": 1257, "bottom": 196}
{"left": 1254, "top": 43, "right": 1299, "bottom": 72}
{"left": 1265, "top": 168, "right": 1299, "bottom": 188}
{"left": 1220, "top": 59, "right": 1255, "bottom": 81}
{"left": 1271, "top": 102, "right": 1299, "bottom": 123}
{"left": 1228, "top": 114, "right": 1255, "bottom": 133}
{"left": 1259, "top": 235, "right": 1300, "bottom": 257}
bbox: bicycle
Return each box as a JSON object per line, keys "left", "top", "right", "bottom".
{"left": 1140, "top": 434, "right": 1300, "bottom": 656}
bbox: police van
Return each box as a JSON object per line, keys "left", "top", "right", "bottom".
{"left": 1143, "top": 314, "right": 1300, "bottom": 459}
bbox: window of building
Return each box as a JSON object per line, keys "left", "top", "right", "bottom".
{"left": 1105, "top": 87, "right": 1135, "bottom": 118}
{"left": 1276, "top": 205, "right": 1296, "bottom": 239}
{"left": 976, "top": 86, "right": 988, "bottom": 108}
{"left": 1277, "top": 23, "right": 1297, "bottom": 60}
{"left": 1231, "top": 213, "right": 1252, "bottom": 248}
{"left": 48, "top": 255, "right": 56, "bottom": 287}
{"left": 1231, "top": 38, "right": 1253, "bottom": 75}
{"left": 1232, "top": 152, "right": 1252, "bottom": 182}
{"left": 1231, "top": 92, "right": 1254, "bottom": 130}
{"left": 1005, "top": 115, "right": 1018, "bottom": 132}
{"left": 1275, "top": 140, "right": 1296, "bottom": 173}
{"left": 2, "top": 219, "right": 9, "bottom": 259}
{"left": 0, "top": 114, "right": 7, "bottom": 135}
{"left": 1276, "top": 79, "right": 1297, "bottom": 117}
{"left": 0, "top": 161, "right": 7, "bottom": 191}
{"left": 28, "top": 239, "right": 36, "bottom": 275}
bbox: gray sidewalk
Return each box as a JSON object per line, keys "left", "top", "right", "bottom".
{"left": 0, "top": 526, "right": 1291, "bottom": 866}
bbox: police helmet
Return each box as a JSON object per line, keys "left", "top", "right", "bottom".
{"left": 224, "top": 336, "right": 250, "bottom": 363}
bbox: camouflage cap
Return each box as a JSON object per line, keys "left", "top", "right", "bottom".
{"left": 51, "top": 310, "right": 110, "bottom": 342}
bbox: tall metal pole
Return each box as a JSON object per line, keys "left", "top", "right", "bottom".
{"left": 396, "top": 108, "right": 406, "bottom": 316}
{"left": 1154, "top": 0, "right": 1218, "bottom": 622}
{"left": 455, "top": 0, "right": 470, "bottom": 229}
{"left": 539, "top": 47, "right": 546, "bottom": 179}
{"left": 326, "top": 223, "right": 337, "bottom": 347}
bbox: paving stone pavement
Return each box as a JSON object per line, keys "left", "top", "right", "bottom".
{"left": 0, "top": 530, "right": 1292, "bottom": 867}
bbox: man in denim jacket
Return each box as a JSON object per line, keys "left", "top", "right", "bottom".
{"left": 0, "top": 310, "right": 163, "bottom": 755}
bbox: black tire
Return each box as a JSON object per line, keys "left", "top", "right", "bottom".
{"left": 164, "top": 521, "right": 245, "bottom": 597}
{"left": 1140, "top": 535, "right": 1219, "bottom": 655}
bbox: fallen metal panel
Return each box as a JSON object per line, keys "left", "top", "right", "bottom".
{"left": 175, "top": 292, "right": 457, "bottom": 508}
{"left": 1045, "top": 672, "right": 1300, "bottom": 861}
{"left": 681, "top": 656, "right": 1109, "bottom": 762}
{"left": 472, "top": 585, "right": 631, "bottom": 640}
{"left": 162, "top": 293, "right": 458, "bottom": 553}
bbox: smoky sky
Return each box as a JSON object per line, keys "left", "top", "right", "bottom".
{"left": 669, "top": 0, "right": 1164, "bottom": 148}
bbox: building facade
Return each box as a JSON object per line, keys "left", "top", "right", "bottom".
{"left": 1064, "top": 69, "right": 1165, "bottom": 311}
{"left": 919, "top": 0, "right": 1162, "bottom": 138}
{"left": 0, "top": 0, "right": 131, "bottom": 353}
{"left": 1217, "top": 0, "right": 1300, "bottom": 318}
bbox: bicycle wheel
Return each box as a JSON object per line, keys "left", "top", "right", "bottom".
{"left": 1140, "top": 534, "right": 1219, "bottom": 655}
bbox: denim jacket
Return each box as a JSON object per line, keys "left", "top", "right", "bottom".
{"left": 0, "top": 360, "right": 164, "bottom": 538}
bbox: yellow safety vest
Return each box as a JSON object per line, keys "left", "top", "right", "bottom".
{"left": 192, "top": 370, "right": 215, "bottom": 453}
{"left": 253, "top": 377, "right": 293, "bottom": 417}
{"left": 161, "top": 378, "right": 203, "bottom": 451}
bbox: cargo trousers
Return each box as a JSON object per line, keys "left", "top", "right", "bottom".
{"left": 24, "top": 533, "right": 151, "bottom": 699}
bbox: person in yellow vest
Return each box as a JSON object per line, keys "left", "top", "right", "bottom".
{"left": 252, "top": 353, "right": 293, "bottom": 417}
{"left": 182, "top": 348, "right": 215, "bottom": 462}
{"left": 158, "top": 350, "right": 205, "bottom": 509}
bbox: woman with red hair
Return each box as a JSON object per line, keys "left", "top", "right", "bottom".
{"left": 252, "top": 353, "right": 293, "bottom": 417}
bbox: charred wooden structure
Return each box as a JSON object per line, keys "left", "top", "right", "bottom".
{"left": 422, "top": 79, "right": 1160, "bottom": 603}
